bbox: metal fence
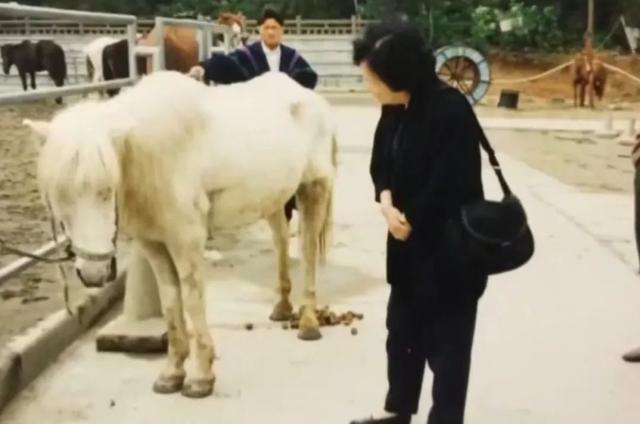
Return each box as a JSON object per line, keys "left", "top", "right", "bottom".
{"left": 0, "top": 3, "right": 139, "bottom": 283}
{"left": 0, "top": 3, "right": 138, "bottom": 104}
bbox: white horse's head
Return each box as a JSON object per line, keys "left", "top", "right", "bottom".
{"left": 24, "top": 104, "right": 124, "bottom": 287}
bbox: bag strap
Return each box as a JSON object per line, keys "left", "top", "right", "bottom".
{"left": 470, "top": 108, "right": 513, "bottom": 197}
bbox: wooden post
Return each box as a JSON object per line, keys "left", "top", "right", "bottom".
{"left": 585, "top": 0, "right": 594, "bottom": 53}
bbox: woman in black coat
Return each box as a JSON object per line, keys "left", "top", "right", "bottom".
{"left": 350, "top": 21, "right": 488, "bottom": 424}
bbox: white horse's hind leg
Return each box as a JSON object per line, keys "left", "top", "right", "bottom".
{"left": 267, "top": 210, "right": 294, "bottom": 321}
{"left": 296, "top": 178, "right": 332, "bottom": 341}
{"left": 167, "top": 226, "right": 215, "bottom": 398}
{"left": 137, "top": 240, "right": 189, "bottom": 394}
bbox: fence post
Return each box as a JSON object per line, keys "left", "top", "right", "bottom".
{"left": 72, "top": 55, "right": 78, "bottom": 84}
{"left": 351, "top": 15, "right": 357, "bottom": 35}
{"left": 155, "top": 18, "right": 166, "bottom": 70}
{"left": 296, "top": 15, "right": 302, "bottom": 35}
{"left": 127, "top": 21, "right": 138, "bottom": 79}
{"left": 24, "top": 17, "right": 30, "bottom": 35}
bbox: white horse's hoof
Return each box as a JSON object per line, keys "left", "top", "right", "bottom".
{"left": 181, "top": 378, "right": 215, "bottom": 398}
{"left": 152, "top": 374, "right": 185, "bottom": 394}
{"left": 204, "top": 249, "right": 223, "bottom": 262}
{"left": 298, "top": 326, "right": 322, "bottom": 341}
{"left": 270, "top": 300, "right": 294, "bottom": 321}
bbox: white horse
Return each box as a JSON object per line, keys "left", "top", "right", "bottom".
{"left": 24, "top": 71, "right": 337, "bottom": 398}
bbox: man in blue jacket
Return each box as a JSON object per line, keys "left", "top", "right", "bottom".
{"left": 189, "top": 7, "right": 317, "bottom": 222}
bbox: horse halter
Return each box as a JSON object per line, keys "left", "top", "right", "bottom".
{"left": 45, "top": 194, "right": 120, "bottom": 283}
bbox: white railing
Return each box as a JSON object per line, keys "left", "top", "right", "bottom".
{"left": 0, "top": 16, "right": 373, "bottom": 37}
{"left": 0, "top": 240, "right": 67, "bottom": 285}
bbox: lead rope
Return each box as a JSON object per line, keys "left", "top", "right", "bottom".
{"left": 45, "top": 198, "right": 72, "bottom": 316}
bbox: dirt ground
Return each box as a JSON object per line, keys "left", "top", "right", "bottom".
{"left": 486, "top": 50, "right": 640, "bottom": 105}
{"left": 0, "top": 101, "right": 90, "bottom": 348}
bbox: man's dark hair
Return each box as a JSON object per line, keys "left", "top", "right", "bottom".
{"left": 258, "top": 7, "right": 285, "bottom": 27}
{"left": 353, "top": 18, "right": 437, "bottom": 95}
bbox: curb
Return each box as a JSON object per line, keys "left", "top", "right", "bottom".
{"left": 0, "top": 271, "right": 126, "bottom": 413}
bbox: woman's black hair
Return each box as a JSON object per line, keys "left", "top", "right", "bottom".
{"left": 353, "top": 18, "right": 438, "bottom": 95}
{"left": 258, "top": 7, "right": 285, "bottom": 27}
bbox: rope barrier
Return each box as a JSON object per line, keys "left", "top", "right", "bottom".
{"left": 603, "top": 63, "right": 640, "bottom": 85}
{"left": 491, "top": 61, "right": 573, "bottom": 84}
{"left": 489, "top": 60, "right": 640, "bottom": 87}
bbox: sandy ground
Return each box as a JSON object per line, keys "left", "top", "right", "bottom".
{"left": 488, "top": 128, "right": 635, "bottom": 194}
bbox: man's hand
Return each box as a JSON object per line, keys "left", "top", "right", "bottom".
{"left": 188, "top": 65, "right": 205, "bottom": 81}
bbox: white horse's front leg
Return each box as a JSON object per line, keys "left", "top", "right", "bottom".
{"left": 296, "top": 179, "right": 332, "bottom": 341}
{"left": 267, "top": 211, "right": 294, "bottom": 321}
{"left": 167, "top": 226, "right": 215, "bottom": 398}
{"left": 137, "top": 240, "right": 189, "bottom": 394}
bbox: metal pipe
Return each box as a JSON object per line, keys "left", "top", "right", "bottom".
{"left": 0, "top": 239, "right": 67, "bottom": 286}
{"left": 203, "top": 27, "right": 213, "bottom": 61}
{"left": 135, "top": 45, "right": 160, "bottom": 72}
{"left": 0, "top": 78, "right": 135, "bottom": 104}
{"left": 155, "top": 17, "right": 226, "bottom": 33}
{"left": 197, "top": 28, "right": 205, "bottom": 63}
{"left": 155, "top": 17, "right": 166, "bottom": 71}
{"left": 126, "top": 22, "right": 138, "bottom": 80}
{"left": 0, "top": 3, "right": 135, "bottom": 24}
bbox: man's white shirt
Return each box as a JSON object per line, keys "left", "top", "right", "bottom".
{"left": 261, "top": 41, "right": 282, "bottom": 72}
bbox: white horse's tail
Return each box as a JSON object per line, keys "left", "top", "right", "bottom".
{"left": 317, "top": 132, "right": 338, "bottom": 265}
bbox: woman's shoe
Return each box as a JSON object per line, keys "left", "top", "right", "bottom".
{"left": 349, "top": 412, "right": 411, "bottom": 424}
{"left": 623, "top": 346, "right": 640, "bottom": 362}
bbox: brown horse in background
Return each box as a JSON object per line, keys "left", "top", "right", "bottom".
{"left": 137, "top": 11, "right": 248, "bottom": 74}
{"left": 139, "top": 26, "right": 200, "bottom": 74}
{"left": 96, "top": 13, "right": 245, "bottom": 97}
{"left": 98, "top": 26, "right": 200, "bottom": 97}
{"left": 571, "top": 49, "right": 608, "bottom": 108}
{"left": 217, "top": 12, "right": 250, "bottom": 47}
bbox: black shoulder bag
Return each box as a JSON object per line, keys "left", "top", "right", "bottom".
{"left": 443, "top": 114, "right": 535, "bottom": 276}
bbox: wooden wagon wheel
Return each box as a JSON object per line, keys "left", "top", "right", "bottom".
{"left": 435, "top": 46, "right": 491, "bottom": 105}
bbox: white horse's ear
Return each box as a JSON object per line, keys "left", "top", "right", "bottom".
{"left": 23, "top": 119, "right": 50, "bottom": 146}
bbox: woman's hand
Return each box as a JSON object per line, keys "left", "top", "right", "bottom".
{"left": 382, "top": 205, "right": 412, "bottom": 241}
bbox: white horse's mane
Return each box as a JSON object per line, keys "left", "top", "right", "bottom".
{"left": 37, "top": 100, "right": 121, "bottom": 200}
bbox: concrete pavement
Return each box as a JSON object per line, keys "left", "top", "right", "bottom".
{"left": 2, "top": 104, "right": 640, "bottom": 423}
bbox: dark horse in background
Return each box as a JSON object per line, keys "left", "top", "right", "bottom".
{"left": 101, "top": 39, "right": 148, "bottom": 97}
{"left": 0, "top": 40, "right": 67, "bottom": 104}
